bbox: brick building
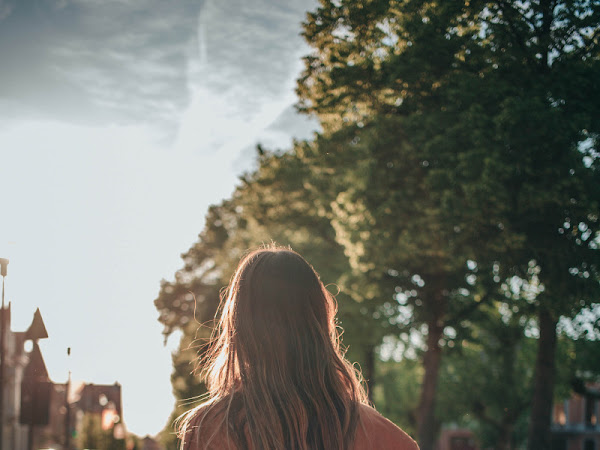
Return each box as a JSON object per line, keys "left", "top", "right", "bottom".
{"left": 0, "top": 305, "right": 126, "bottom": 449}
{"left": 552, "top": 383, "right": 600, "bottom": 450}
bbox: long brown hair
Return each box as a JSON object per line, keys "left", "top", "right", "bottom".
{"left": 179, "top": 246, "right": 369, "bottom": 450}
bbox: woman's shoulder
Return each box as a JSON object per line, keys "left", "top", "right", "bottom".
{"left": 179, "top": 401, "right": 229, "bottom": 450}
{"left": 354, "top": 403, "right": 419, "bottom": 450}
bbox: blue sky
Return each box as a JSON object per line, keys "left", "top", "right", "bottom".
{"left": 0, "top": 0, "right": 317, "bottom": 437}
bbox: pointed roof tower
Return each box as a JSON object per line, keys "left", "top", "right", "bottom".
{"left": 24, "top": 308, "right": 48, "bottom": 341}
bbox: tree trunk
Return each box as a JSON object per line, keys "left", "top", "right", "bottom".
{"left": 365, "top": 345, "right": 376, "bottom": 403}
{"left": 496, "top": 422, "right": 514, "bottom": 450}
{"left": 416, "top": 319, "right": 444, "bottom": 450}
{"left": 527, "top": 306, "right": 558, "bottom": 450}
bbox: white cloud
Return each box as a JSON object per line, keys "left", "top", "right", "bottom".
{"left": 0, "top": 0, "right": 320, "bottom": 438}
{"left": 175, "top": 0, "right": 317, "bottom": 156}
{"left": 0, "top": 0, "right": 203, "bottom": 132}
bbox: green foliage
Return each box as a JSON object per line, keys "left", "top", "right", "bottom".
{"left": 372, "top": 357, "right": 421, "bottom": 436}
{"left": 154, "top": 145, "right": 384, "bottom": 436}
{"left": 296, "top": 1, "right": 600, "bottom": 448}
{"left": 78, "top": 413, "right": 125, "bottom": 450}
{"left": 436, "top": 300, "right": 535, "bottom": 449}
{"left": 235, "top": 146, "right": 387, "bottom": 369}
{"left": 155, "top": 200, "right": 244, "bottom": 447}
{"left": 156, "top": 0, "right": 600, "bottom": 448}
{"left": 298, "top": 0, "right": 600, "bottom": 304}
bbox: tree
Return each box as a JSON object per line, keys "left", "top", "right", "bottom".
{"left": 79, "top": 413, "right": 126, "bottom": 450}
{"left": 155, "top": 200, "right": 243, "bottom": 448}
{"left": 372, "top": 356, "right": 422, "bottom": 437}
{"left": 436, "top": 299, "right": 536, "bottom": 450}
{"left": 154, "top": 145, "right": 386, "bottom": 442}
{"left": 297, "top": 1, "right": 600, "bottom": 448}
{"left": 295, "top": 115, "right": 517, "bottom": 449}
{"left": 156, "top": 2, "right": 600, "bottom": 448}
{"left": 237, "top": 143, "right": 404, "bottom": 393}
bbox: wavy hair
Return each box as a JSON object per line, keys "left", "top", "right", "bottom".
{"left": 178, "top": 246, "right": 368, "bottom": 450}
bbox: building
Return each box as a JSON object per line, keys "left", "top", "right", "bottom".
{"left": 71, "top": 381, "right": 125, "bottom": 446}
{"left": 437, "top": 428, "right": 479, "bottom": 450}
{"left": 140, "top": 435, "right": 165, "bottom": 450}
{"left": 552, "top": 382, "right": 600, "bottom": 450}
{"left": 34, "top": 380, "right": 125, "bottom": 449}
{"left": 0, "top": 303, "right": 33, "bottom": 450}
{"left": 0, "top": 305, "right": 126, "bottom": 449}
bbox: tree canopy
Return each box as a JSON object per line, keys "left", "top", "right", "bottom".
{"left": 155, "top": 1, "right": 600, "bottom": 449}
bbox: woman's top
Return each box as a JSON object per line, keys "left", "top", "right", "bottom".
{"left": 182, "top": 403, "right": 419, "bottom": 450}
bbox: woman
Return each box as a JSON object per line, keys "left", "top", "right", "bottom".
{"left": 178, "top": 246, "right": 418, "bottom": 450}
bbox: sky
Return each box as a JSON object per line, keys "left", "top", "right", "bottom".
{"left": 0, "top": 0, "right": 318, "bottom": 437}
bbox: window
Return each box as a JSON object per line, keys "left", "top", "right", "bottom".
{"left": 585, "top": 396, "right": 597, "bottom": 427}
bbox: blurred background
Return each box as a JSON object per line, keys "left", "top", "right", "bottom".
{"left": 1, "top": 0, "right": 599, "bottom": 449}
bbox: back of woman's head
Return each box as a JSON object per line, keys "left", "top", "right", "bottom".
{"left": 182, "top": 246, "right": 368, "bottom": 450}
